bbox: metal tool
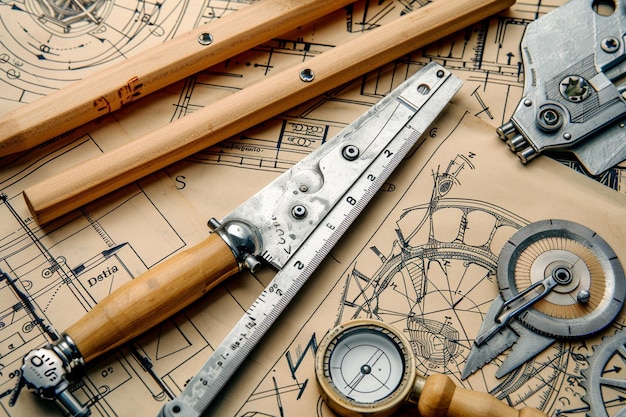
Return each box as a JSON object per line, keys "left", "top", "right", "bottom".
{"left": 13, "top": 63, "right": 460, "bottom": 416}
{"left": 155, "top": 63, "right": 461, "bottom": 417}
{"left": 462, "top": 219, "right": 625, "bottom": 380}
{"left": 581, "top": 328, "right": 626, "bottom": 417}
{"left": 497, "top": 0, "right": 626, "bottom": 175}
{"left": 314, "top": 319, "right": 547, "bottom": 417}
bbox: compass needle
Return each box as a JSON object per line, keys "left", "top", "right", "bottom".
{"left": 316, "top": 319, "right": 548, "bottom": 417}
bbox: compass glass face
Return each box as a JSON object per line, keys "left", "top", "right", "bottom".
{"left": 326, "top": 328, "right": 406, "bottom": 404}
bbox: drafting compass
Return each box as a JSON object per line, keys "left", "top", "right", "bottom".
{"left": 314, "top": 319, "right": 547, "bottom": 417}
{"left": 497, "top": 0, "right": 626, "bottom": 175}
{"left": 462, "top": 219, "right": 626, "bottom": 380}
{"left": 12, "top": 63, "right": 461, "bottom": 416}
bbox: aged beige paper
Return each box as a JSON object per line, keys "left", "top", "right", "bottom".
{"left": 204, "top": 105, "right": 626, "bottom": 417}
{"left": 0, "top": 1, "right": 624, "bottom": 417}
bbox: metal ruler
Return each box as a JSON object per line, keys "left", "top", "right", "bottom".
{"left": 159, "top": 63, "right": 462, "bottom": 417}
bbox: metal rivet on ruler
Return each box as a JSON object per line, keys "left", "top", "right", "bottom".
{"left": 342, "top": 145, "right": 360, "bottom": 161}
{"left": 291, "top": 205, "right": 307, "bottom": 219}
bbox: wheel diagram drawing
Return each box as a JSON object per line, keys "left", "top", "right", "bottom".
{"left": 336, "top": 154, "right": 573, "bottom": 413}
{"left": 0, "top": 0, "right": 195, "bottom": 99}
{"left": 582, "top": 328, "right": 626, "bottom": 417}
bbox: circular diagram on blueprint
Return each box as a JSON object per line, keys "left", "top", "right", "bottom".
{"left": 0, "top": 0, "right": 206, "bottom": 102}
{"left": 336, "top": 155, "right": 575, "bottom": 414}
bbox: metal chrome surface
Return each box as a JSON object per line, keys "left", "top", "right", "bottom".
{"left": 462, "top": 219, "right": 625, "bottom": 379}
{"left": 314, "top": 319, "right": 417, "bottom": 417}
{"left": 498, "top": 0, "right": 626, "bottom": 174}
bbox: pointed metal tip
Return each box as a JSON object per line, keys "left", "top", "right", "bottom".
{"left": 494, "top": 366, "right": 509, "bottom": 379}
{"left": 461, "top": 344, "right": 488, "bottom": 380}
{"left": 460, "top": 365, "right": 475, "bottom": 380}
{"left": 102, "top": 242, "right": 128, "bottom": 258}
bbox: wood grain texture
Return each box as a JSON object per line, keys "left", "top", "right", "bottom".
{"left": 65, "top": 233, "right": 239, "bottom": 362}
{"left": 24, "top": 0, "right": 516, "bottom": 224}
{"left": 0, "top": 0, "right": 353, "bottom": 156}
{"left": 418, "top": 374, "right": 548, "bottom": 417}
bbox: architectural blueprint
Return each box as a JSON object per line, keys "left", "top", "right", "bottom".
{"left": 0, "top": 1, "right": 625, "bottom": 416}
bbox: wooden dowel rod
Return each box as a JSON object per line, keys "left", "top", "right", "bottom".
{"left": 0, "top": 0, "right": 354, "bottom": 156}
{"left": 24, "top": 0, "right": 515, "bottom": 224}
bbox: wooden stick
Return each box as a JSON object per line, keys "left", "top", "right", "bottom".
{"left": 0, "top": 0, "right": 354, "bottom": 156}
{"left": 417, "top": 374, "right": 548, "bottom": 417}
{"left": 24, "top": 0, "right": 516, "bottom": 224}
{"left": 66, "top": 233, "right": 239, "bottom": 363}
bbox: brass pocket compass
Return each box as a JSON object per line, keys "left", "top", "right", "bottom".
{"left": 315, "top": 319, "right": 547, "bottom": 417}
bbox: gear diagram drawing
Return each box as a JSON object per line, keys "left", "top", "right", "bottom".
{"left": 582, "top": 328, "right": 626, "bottom": 417}
{"left": 0, "top": 0, "right": 232, "bottom": 102}
{"left": 335, "top": 154, "right": 572, "bottom": 413}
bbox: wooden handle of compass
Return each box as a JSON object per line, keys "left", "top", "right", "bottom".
{"left": 417, "top": 374, "right": 548, "bottom": 417}
{"left": 0, "top": 0, "right": 354, "bottom": 157}
{"left": 64, "top": 233, "right": 239, "bottom": 363}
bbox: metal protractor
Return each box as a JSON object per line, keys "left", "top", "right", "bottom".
{"left": 463, "top": 219, "right": 626, "bottom": 380}
{"left": 497, "top": 219, "right": 625, "bottom": 338}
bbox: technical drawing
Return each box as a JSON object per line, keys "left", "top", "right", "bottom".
{"left": 333, "top": 159, "right": 571, "bottom": 414}
{"left": 582, "top": 327, "right": 626, "bottom": 417}
{"left": 0, "top": 0, "right": 250, "bottom": 105}
{"left": 1, "top": 1, "right": 625, "bottom": 416}
{"left": 0, "top": 187, "right": 217, "bottom": 416}
{"left": 227, "top": 110, "right": 626, "bottom": 417}
{"left": 162, "top": 3, "right": 565, "bottom": 177}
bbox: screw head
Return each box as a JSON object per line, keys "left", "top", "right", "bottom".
{"left": 198, "top": 32, "right": 213, "bottom": 45}
{"left": 291, "top": 205, "right": 307, "bottom": 219}
{"left": 577, "top": 289, "right": 591, "bottom": 304}
{"left": 559, "top": 76, "right": 591, "bottom": 102}
{"left": 299, "top": 68, "right": 315, "bottom": 82}
{"left": 601, "top": 36, "right": 620, "bottom": 53}
{"left": 536, "top": 106, "right": 563, "bottom": 131}
{"left": 341, "top": 145, "right": 360, "bottom": 161}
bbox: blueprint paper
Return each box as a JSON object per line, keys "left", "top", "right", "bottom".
{"left": 1, "top": 1, "right": 625, "bottom": 417}
{"left": 206, "top": 104, "right": 626, "bottom": 417}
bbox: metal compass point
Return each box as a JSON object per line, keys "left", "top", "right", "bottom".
{"left": 462, "top": 219, "right": 626, "bottom": 380}
{"left": 581, "top": 328, "right": 626, "bottom": 417}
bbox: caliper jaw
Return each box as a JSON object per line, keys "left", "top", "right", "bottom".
{"left": 17, "top": 334, "right": 90, "bottom": 416}
{"left": 498, "top": 0, "right": 626, "bottom": 175}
